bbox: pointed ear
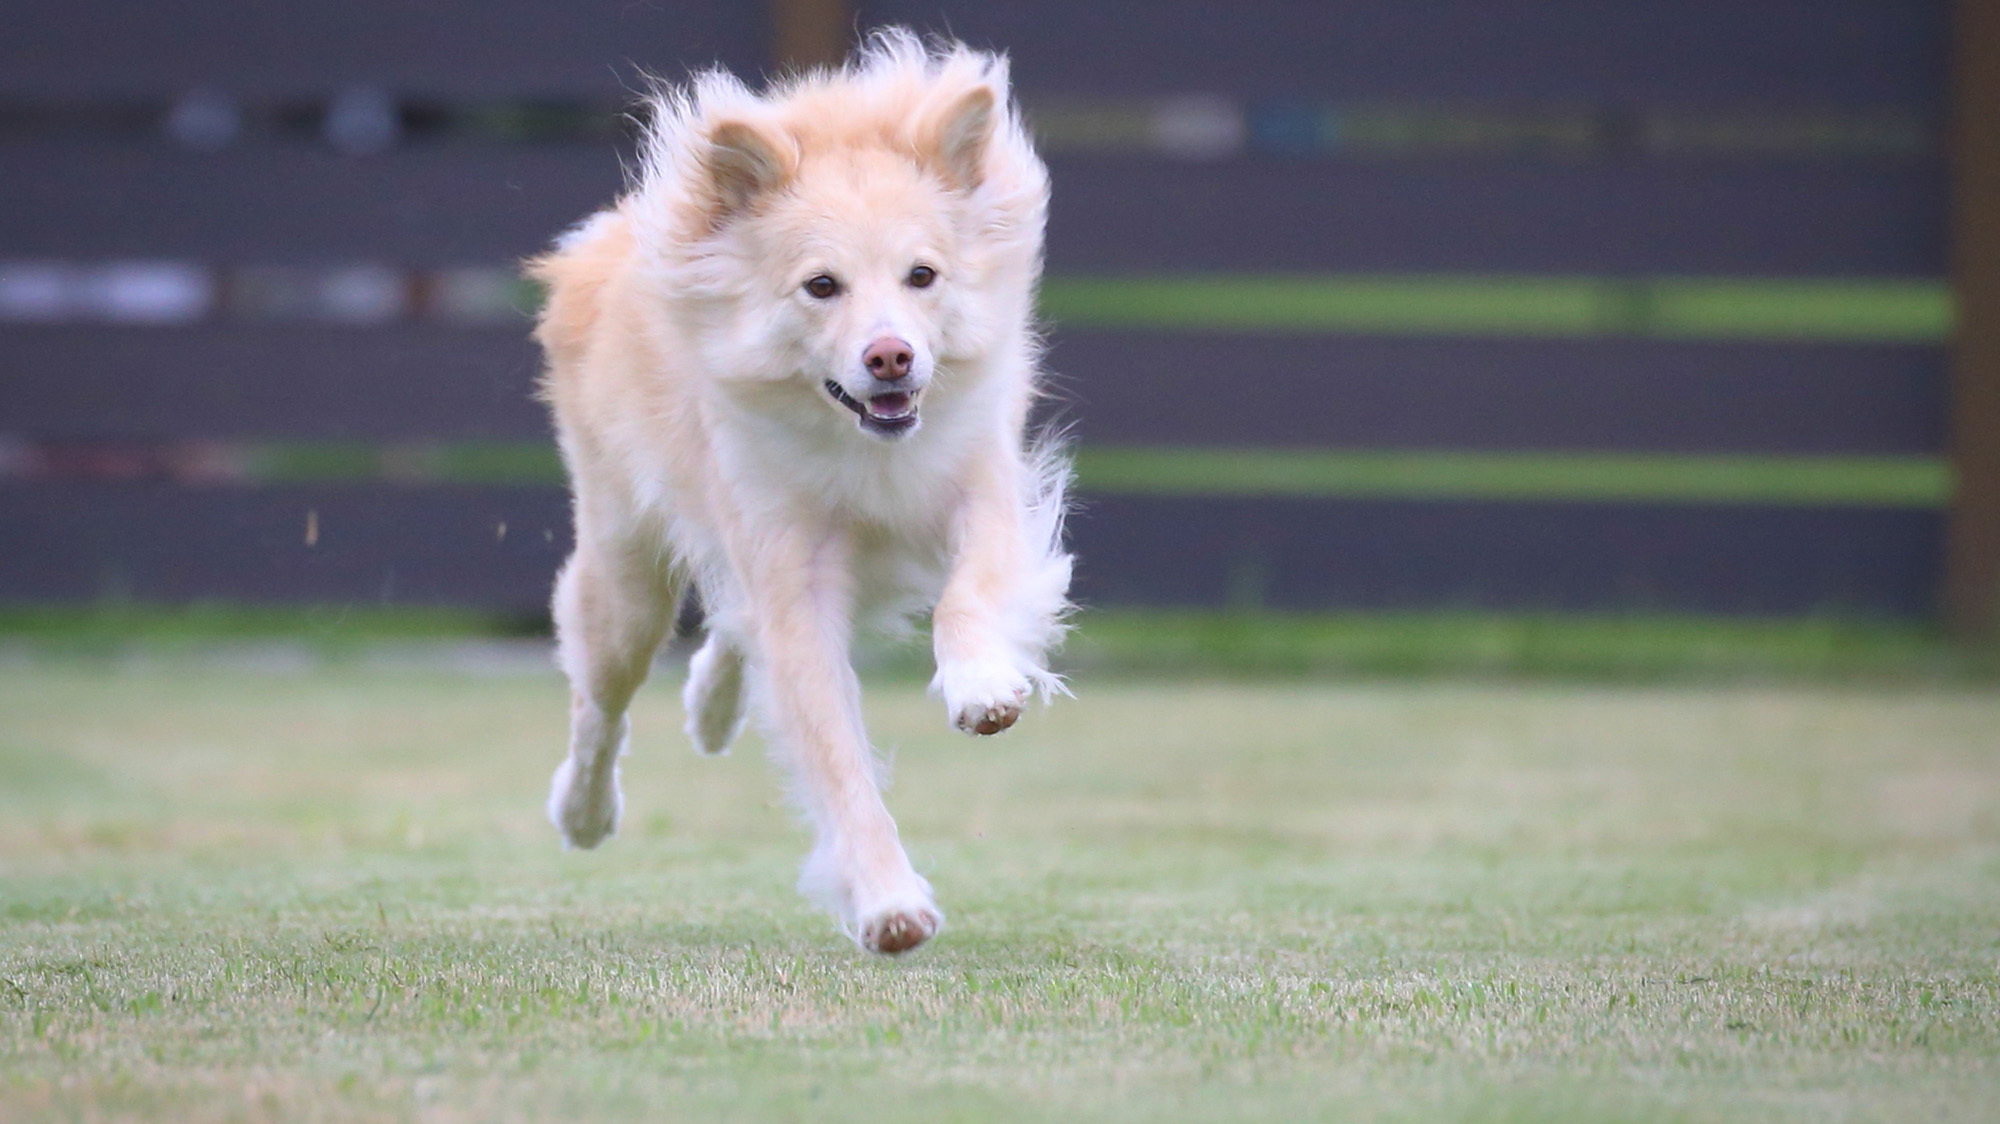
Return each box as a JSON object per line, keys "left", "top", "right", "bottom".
{"left": 703, "top": 119, "right": 792, "bottom": 221}
{"left": 924, "top": 85, "right": 997, "bottom": 190}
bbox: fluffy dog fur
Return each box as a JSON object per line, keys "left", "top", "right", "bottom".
{"left": 528, "top": 30, "right": 1071, "bottom": 955}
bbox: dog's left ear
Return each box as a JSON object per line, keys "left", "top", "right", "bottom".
{"left": 702, "top": 118, "right": 795, "bottom": 225}
{"left": 922, "top": 85, "right": 997, "bottom": 191}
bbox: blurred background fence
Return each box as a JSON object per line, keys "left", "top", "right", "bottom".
{"left": 2, "top": 1, "right": 1994, "bottom": 629}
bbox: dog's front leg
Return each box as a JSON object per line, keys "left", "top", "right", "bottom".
{"left": 932, "top": 451, "right": 1066, "bottom": 735}
{"left": 731, "top": 522, "right": 941, "bottom": 954}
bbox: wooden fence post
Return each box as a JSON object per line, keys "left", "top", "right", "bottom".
{"left": 1944, "top": 0, "right": 2000, "bottom": 636}
{"left": 771, "top": 0, "right": 851, "bottom": 73}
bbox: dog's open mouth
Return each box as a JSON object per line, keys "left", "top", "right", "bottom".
{"left": 825, "top": 380, "right": 920, "bottom": 436}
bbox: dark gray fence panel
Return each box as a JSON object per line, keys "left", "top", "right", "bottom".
{"left": 1045, "top": 160, "right": 1946, "bottom": 278}
{"left": 0, "top": 483, "right": 1939, "bottom": 616}
{"left": 1048, "top": 335, "right": 1949, "bottom": 455}
{"left": 0, "top": 483, "right": 570, "bottom": 611}
{"left": 863, "top": 1, "right": 1946, "bottom": 106}
{"left": 1072, "top": 496, "right": 1941, "bottom": 616}
{"left": 0, "top": 0, "right": 1958, "bottom": 618}
{"left": 0, "top": 142, "right": 625, "bottom": 265}
{"left": 0, "top": 145, "right": 1943, "bottom": 276}
{"left": 9, "top": 1, "right": 1945, "bottom": 107}
{"left": 2, "top": 2, "right": 764, "bottom": 100}
{"left": 3, "top": 328, "right": 1946, "bottom": 455}
{"left": 1, "top": 327, "right": 546, "bottom": 441}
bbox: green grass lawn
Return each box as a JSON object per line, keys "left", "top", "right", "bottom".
{"left": 3, "top": 655, "right": 1998, "bottom": 1122}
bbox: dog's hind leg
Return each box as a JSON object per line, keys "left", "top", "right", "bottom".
{"left": 682, "top": 632, "right": 748, "bottom": 756}
{"left": 547, "top": 538, "right": 678, "bottom": 850}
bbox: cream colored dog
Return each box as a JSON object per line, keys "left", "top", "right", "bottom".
{"left": 528, "top": 31, "right": 1071, "bottom": 955}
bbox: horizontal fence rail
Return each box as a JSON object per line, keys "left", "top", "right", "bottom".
{"left": 855, "top": 1, "right": 1947, "bottom": 107}
{"left": 0, "top": 326, "right": 1951, "bottom": 455}
{"left": 1050, "top": 334, "right": 1949, "bottom": 455}
{"left": 0, "top": 483, "right": 1944, "bottom": 616}
{"left": 7, "top": 2, "right": 1944, "bottom": 105}
{"left": 0, "top": 96, "right": 1938, "bottom": 163}
{"left": 0, "top": 148, "right": 1946, "bottom": 275}
{"left": 0, "top": 440, "right": 1953, "bottom": 509}
{"left": 0, "top": 265, "right": 1956, "bottom": 341}
{"left": 1, "top": 2, "right": 766, "bottom": 100}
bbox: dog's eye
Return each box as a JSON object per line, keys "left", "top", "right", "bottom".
{"left": 803, "top": 275, "right": 840, "bottom": 299}
{"left": 906, "top": 265, "right": 937, "bottom": 289}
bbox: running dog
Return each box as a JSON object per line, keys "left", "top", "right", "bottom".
{"left": 528, "top": 29, "right": 1071, "bottom": 955}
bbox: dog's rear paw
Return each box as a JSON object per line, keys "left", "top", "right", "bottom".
{"left": 683, "top": 635, "right": 748, "bottom": 756}
{"left": 934, "top": 659, "right": 1032, "bottom": 737}
{"left": 548, "top": 754, "right": 621, "bottom": 849}
{"left": 860, "top": 904, "right": 943, "bottom": 955}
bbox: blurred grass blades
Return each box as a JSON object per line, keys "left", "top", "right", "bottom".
{"left": 3, "top": 665, "right": 1998, "bottom": 1121}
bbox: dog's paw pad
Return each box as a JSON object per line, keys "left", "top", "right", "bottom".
{"left": 951, "top": 685, "right": 1025, "bottom": 735}
{"left": 861, "top": 908, "right": 941, "bottom": 955}
{"left": 965, "top": 700, "right": 1023, "bottom": 736}
{"left": 937, "top": 659, "right": 1032, "bottom": 736}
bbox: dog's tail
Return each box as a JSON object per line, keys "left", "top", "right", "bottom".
{"left": 523, "top": 209, "right": 632, "bottom": 393}
{"left": 1013, "top": 429, "right": 1077, "bottom": 700}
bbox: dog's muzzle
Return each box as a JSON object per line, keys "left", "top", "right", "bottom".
{"left": 825, "top": 379, "right": 921, "bottom": 438}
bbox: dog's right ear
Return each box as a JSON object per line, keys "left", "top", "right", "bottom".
{"left": 701, "top": 119, "right": 794, "bottom": 224}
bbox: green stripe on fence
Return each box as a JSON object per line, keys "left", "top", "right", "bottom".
{"left": 1072, "top": 448, "right": 1951, "bottom": 507}
{"left": 239, "top": 442, "right": 1950, "bottom": 508}
{"left": 507, "top": 272, "right": 1950, "bottom": 341}
{"left": 1038, "top": 276, "right": 1953, "bottom": 341}
{"left": 1645, "top": 280, "right": 1955, "bottom": 341}
{"left": 249, "top": 442, "right": 567, "bottom": 486}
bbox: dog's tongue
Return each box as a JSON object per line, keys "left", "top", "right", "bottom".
{"left": 867, "top": 392, "right": 914, "bottom": 419}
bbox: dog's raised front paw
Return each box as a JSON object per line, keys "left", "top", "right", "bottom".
{"left": 547, "top": 754, "right": 621, "bottom": 849}
{"left": 860, "top": 903, "right": 943, "bottom": 955}
{"left": 934, "top": 658, "right": 1032, "bottom": 736}
{"left": 963, "top": 697, "right": 1023, "bottom": 735}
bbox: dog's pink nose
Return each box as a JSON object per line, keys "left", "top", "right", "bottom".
{"left": 864, "top": 337, "right": 914, "bottom": 381}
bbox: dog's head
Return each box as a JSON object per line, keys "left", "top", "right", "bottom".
{"left": 635, "top": 31, "right": 1048, "bottom": 442}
